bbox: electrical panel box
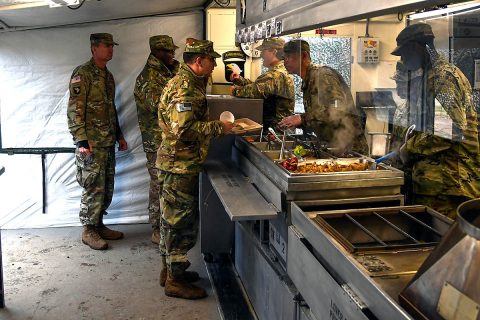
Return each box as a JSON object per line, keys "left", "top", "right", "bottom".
{"left": 357, "top": 37, "right": 380, "bottom": 64}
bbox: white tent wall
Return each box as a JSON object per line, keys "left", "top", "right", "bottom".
{"left": 0, "top": 10, "right": 203, "bottom": 229}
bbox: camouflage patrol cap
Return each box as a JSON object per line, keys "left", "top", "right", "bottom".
{"left": 90, "top": 33, "right": 119, "bottom": 46}
{"left": 391, "top": 23, "right": 434, "bottom": 56}
{"left": 184, "top": 38, "right": 221, "bottom": 58}
{"left": 150, "top": 35, "right": 179, "bottom": 51}
{"left": 256, "top": 38, "right": 286, "bottom": 51}
{"left": 283, "top": 39, "right": 310, "bottom": 54}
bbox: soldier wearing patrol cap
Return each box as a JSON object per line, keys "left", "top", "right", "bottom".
{"left": 134, "top": 35, "right": 180, "bottom": 246}
{"left": 156, "top": 38, "right": 233, "bottom": 299}
{"left": 67, "top": 33, "right": 128, "bottom": 250}
{"left": 390, "top": 23, "right": 480, "bottom": 218}
{"left": 279, "top": 39, "right": 368, "bottom": 155}
{"left": 230, "top": 37, "right": 294, "bottom": 128}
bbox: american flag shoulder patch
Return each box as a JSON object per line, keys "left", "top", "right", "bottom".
{"left": 71, "top": 75, "right": 81, "bottom": 84}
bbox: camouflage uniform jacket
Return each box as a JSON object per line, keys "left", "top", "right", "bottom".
{"left": 134, "top": 55, "right": 179, "bottom": 152}
{"left": 156, "top": 63, "right": 224, "bottom": 174}
{"left": 233, "top": 61, "right": 294, "bottom": 127}
{"left": 405, "top": 56, "right": 480, "bottom": 198}
{"left": 300, "top": 63, "right": 368, "bottom": 154}
{"left": 67, "top": 58, "right": 123, "bottom": 147}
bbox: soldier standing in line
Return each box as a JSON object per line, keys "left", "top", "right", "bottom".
{"left": 230, "top": 38, "right": 294, "bottom": 129}
{"left": 67, "top": 33, "right": 128, "bottom": 250}
{"left": 391, "top": 23, "right": 480, "bottom": 218}
{"left": 134, "top": 35, "right": 179, "bottom": 245}
{"left": 279, "top": 39, "right": 368, "bottom": 155}
{"left": 156, "top": 38, "right": 233, "bottom": 299}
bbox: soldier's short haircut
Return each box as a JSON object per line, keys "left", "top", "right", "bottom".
{"left": 183, "top": 52, "right": 205, "bottom": 64}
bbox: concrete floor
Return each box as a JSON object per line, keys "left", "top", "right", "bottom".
{"left": 0, "top": 224, "right": 221, "bottom": 320}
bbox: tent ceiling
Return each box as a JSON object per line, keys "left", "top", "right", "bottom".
{"left": 0, "top": 0, "right": 209, "bottom": 29}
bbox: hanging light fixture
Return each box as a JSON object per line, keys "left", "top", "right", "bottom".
{"left": 409, "top": 1, "right": 480, "bottom": 20}
{"left": 46, "top": 0, "right": 79, "bottom": 8}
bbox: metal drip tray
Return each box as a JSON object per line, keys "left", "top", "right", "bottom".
{"left": 312, "top": 206, "right": 445, "bottom": 253}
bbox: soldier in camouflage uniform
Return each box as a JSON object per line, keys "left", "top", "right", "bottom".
{"left": 67, "top": 33, "right": 128, "bottom": 250}
{"left": 230, "top": 38, "right": 294, "bottom": 128}
{"left": 156, "top": 38, "right": 233, "bottom": 299}
{"left": 279, "top": 40, "right": 368, "bottom": 155}
{"left": 391, "top": 23, "right": 480, "bottom": 218}
{"left": 134, "top": 35, "right": 179, "bottom": 245}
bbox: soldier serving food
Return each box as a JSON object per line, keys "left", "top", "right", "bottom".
{"left": 230, "top": 37, "right": 295, "bottom": 129}
{"left": 279, "top": 39, "right": 368, "bottom": 155}
{"left": 390, "top": 23, "right": 480, "bottom": 218}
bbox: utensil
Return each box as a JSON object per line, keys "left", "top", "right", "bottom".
{"left": 268, "top": 127, "right": 283, "bottom": 143}
{"left": 375, "top": 151, "right": 397, "bottom": 164}
{"left": 310, "top": 142, "right": 322, "bottom": 159}
{"left": 279, "top": 130, "right": 286, "bottom": 160}
{"left": 405, "top": 124, "right": 416, "bottom": 144}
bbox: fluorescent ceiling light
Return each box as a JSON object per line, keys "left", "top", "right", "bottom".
{"left": 409, "top": 2, "right": 480, "bottom": 20}
{"left": 46, "top": 0, "right": 79, "bottom": 7}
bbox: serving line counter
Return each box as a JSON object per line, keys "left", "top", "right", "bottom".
{"left": 201, "top": 95, "right": 465, "bottom": 320}
{"left": 200, "top": 129, "right": 435, "bottom": 319}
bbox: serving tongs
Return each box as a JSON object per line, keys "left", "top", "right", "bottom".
{"left": 310, "top": 142, "right": 324, "bottom": 159}
{"left": 374, "top": 124, "right": 416, "bottom": 166}
{"left": 268, "top": 127, "right": 287, "bottom": 160}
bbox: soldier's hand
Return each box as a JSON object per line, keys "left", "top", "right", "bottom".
{"left": 279, "top": 115, "right": 302, "bottom": 129}
{"left": 118, "top": 138, "right": 128, "bottom": 151}
{"left": 222, "top": 121, "right": 234, "bottom": 134}
{"left": 79, "top": 143, "right": 93, "bottom": 157}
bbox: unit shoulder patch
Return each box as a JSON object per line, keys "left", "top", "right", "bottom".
{"left": 176, "top": 102, "right": 192, "bottom": 112}
{"left": 73, "top": 86, "right": 81, "bottom": 95}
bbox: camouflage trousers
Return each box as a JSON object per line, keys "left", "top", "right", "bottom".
{"left": 159, "top": 171, "right": 199, "bottom": 278}
{"left": 414, "top": 194, "right": 470, "bottom": 220}
{"left": 145, "top": 152, "right": 162, "bottom": 228}
{"left": 75, "top": 146, "right": 115, "bottom": 226}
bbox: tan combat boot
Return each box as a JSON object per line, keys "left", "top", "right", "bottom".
{"left": 151, "top": 227, "right": 160, "bottom": 245}
{"left": 82, "top": 225, "right": 108, "bottom": 250}
{"left": 160, "top": 258, "right": 200, "bottom": 287}
{"left": 97, "top": 216, "right": 124, "bottom": 240}
{"left": 164, "top": 272, "right": 207, "bottom": 299}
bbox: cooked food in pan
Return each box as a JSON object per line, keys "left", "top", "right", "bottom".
{"left": 280, "top": 157, "right": 370, "bottom": 173}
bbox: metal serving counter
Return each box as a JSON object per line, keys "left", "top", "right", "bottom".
{"left": 200, "top": 134, "right": 467, "bottom": 320}
{"left": 199, "top": 90, "right": 445, "bottom": 320}
{"left": 231, "top": 135, "right": 405, "bottom": 267}
{"left": 201, "top": 134, "right": 411, "bottom": 319}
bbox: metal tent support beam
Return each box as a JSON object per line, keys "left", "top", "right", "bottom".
{"left": 0, "top": 148, "right": 75, "bottom": 213}
{"left": 0, "top": 165, "right": 4, "bottom": 308}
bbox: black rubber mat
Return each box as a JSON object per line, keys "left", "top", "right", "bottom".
{"left": 205, "top": 254, "right": 256, "bottom": 320}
